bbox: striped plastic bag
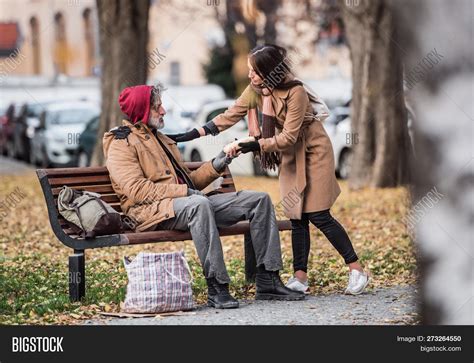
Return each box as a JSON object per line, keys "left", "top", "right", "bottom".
{"left": 122, "top": 251, "right": 194, "bottom": 313}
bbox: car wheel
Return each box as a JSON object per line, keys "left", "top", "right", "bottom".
{"left": 190, "top": 150, "right": 202, "bottom": 162}
{"left": 30, "top": 148, "right": 39, "bottom": 166}
{"left": 77, "top": 151, "right": 89, "bottom": 167}
{"left": 40, "top": 147, "right": 51, "bottom": 168}
{"left": 29, "top": 147, "right": 36, "bottom": 165}
{"left": 22, "top": 140, "right": 31, "bottom": 163}
{"left": 338, "top": 148, "right": 352, "bottom": 180}
{"left": 6, "top": 141, "right": 15, "bottom": 158}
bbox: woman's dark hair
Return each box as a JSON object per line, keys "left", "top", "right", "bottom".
{"left": 248, "top": 44, "right": 317, "bottom": 102}
{"left": 249, "top": 44, "right": 294, "bottom": 90}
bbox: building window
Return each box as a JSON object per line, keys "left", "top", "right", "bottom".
{"left": 53, "top": 12, "right": 68, "bottom": 75}
{"left": 82, "top": 8, "right": 95, "bottom": 76}
{"left": 29, "top": 17, "right": 41, "bottom": 74}
{"left": 169, "top": 61, "right": 181, "bottom": 86}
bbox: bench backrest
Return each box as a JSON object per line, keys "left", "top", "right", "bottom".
{"left": 36, "top": 162, "right": 236, "bottom": 241}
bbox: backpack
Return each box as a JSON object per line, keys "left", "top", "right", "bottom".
{"left": 57, "top": 186, "right": 123, "bottom": 238}
{"left": 302, "top": 83, "right": 330, "bottom": 123}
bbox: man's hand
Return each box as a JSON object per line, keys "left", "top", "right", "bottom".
{"left": 223, "top": 139, "right": 241, "bottom": 158}
{"left": 166, "top": 128, "right": 201, "bottom": 142}
{"left": 238, "top": 140, "right": 260, "bottom": 154}
{"left": 212, "top": 150, "right": 234, "bottom": 173}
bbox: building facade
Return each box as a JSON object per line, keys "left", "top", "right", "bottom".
{"left": 0, "top": 0, "right": 351, "bottom": 85}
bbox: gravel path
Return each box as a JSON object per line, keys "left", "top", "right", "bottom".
{"left": 85, "top": 285, "right": 419, "bottom": 325}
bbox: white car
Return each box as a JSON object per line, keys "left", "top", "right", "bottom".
{"left": 323, "top": 106, "right": 352, "bottom": 179}
{"left": 157, "top": 84, "right": 226, "bottom": 131}
{"left": 31, "top": 101, "right": 100, "bottom": 167}
{"left": 323, "top": 105, "right": 415, "bottom": 180}
{"left": 182, "top": 100, "right": 277, "bottom": 176}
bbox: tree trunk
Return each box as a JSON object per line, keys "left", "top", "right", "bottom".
{"left": 338, "top": 0, "right": 411, "bottom": 188}
{"left": 91, "top": 0, "right": 150, "bottom": 166}
{"left": 257, "top": 0, "right": 281, "bottom": 44}
{"left": 393, "top": 0, "right": 473, "bottom": 325}
{"left": 226, "top": 0, "right": 258, "bottom": 95}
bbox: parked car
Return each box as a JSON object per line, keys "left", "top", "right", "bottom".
{"left": 0, "top": 104, "right": 8, "bottom": 155}
{"left": 304, "top": 77, "right": 352, "bottom": 109}
{"left": 74, "top": 114, "right": 186, "bottom": 167}
{"left": 30, "top": 101, "right": 99, "bottom": 167}
{"left": 156, "top": 84, "right": 226, "bottom": 131}
{"left": 10, "top": 104, "right": 30, "bottom": 161}
{"left": 75, "top": 115, "right": 99, "bottom": 167}
{"left": 323, "top": 104, "right": 415, "bottom": 180}
{"left": 0, "top": 103, "right": 21, "bottom": 157}
{"left": 323, "top": 106, "right": 352, "bottom": 179}
{"left": 21, "top": 101, "right": 57, "bottom": 162}
{"left": 11, "top": 102, "right": 47, "bottom": 162}
{"left": 161, "top": 119, "right": 186, "bottom": 156}
{"left": 182, "top": 100, "right": 277, "bottom": 177}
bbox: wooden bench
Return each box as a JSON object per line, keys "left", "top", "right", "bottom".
{"left": 36, "top": 162, "right": 292, "bottom": 302}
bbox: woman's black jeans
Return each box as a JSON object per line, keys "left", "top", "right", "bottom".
{"left": 290, "top": 209, "right": 358, "bottom": 273}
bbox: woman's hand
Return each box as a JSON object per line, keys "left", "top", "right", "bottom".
{"left": 166, "top": 128, "right": 202, "bottom": 142}
{"left": 238, "top": 140, "right": 260, "bottom": 154}
{"left": 224, "top": 136, "right": 255, "bottom": 156}
{"left": 226, "top": 146, "right": 241, "bottom": 158}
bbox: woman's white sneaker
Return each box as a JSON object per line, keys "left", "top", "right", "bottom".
{"left": 344, "top": 270, "right": 369, "bottom": 295}
{"left": 285, "top": 277, "right": 310, "bottom": 294}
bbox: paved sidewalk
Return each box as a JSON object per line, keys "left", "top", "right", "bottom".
{"left": 0, "top": 156, "right": 34, "bottom": 175}
{"left": 85, "top": 285, "right": 419, "bottom": 326}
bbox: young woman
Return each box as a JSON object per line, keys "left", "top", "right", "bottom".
{"left": 168, "top": 44, "right": 369, "bottom": 295}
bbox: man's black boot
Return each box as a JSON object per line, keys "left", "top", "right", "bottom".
{"left": 206, "top": 278, "right": 239, "bottom": 309}
{"left": 256, "top": 270, "right": 305, "bottom": 301}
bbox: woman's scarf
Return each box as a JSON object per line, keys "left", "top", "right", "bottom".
{"left": 248, "top": 78, "right": 310, "bottom": 170}
{"left": 248, "top": 84, "right": 281, "bottom": 171}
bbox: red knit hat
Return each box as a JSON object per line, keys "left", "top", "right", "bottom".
{"left": 118, "top": 85, "right": 152, "bottom": 124}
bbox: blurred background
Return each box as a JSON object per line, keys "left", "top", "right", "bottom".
{"left": 0, "top": 0, "right": 355, "bottom": 178}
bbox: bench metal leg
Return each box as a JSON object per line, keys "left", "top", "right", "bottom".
{"left": 244, "top": 232, "right": 257, "bottom": 283}
{"left": 69, "top": 249, "right": 85, "bottom": 302}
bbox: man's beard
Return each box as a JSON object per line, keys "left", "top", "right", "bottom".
{"left": 149, "top": 116, "right": 164, "bottom": 130}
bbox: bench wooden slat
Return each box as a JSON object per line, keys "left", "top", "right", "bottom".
{"left": 214, "top": 186, "right": 236, "bottom": 193}
{"left": 41, "top": 162, "right": 225, "bottom": 177}
{"left": 54, "top": 189, "right": 237, "bottom": 206}
{"left": 48, "top": 174, "right": 112, "bottom": 187}
{"left": 39, "top": 166, "right": 110, "bottom": 177}
{"left": 125, "top": 220, "right": 292, "bottom": 245}
{"left": 49, "top": 177, "right": 236, "bottom": 196}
